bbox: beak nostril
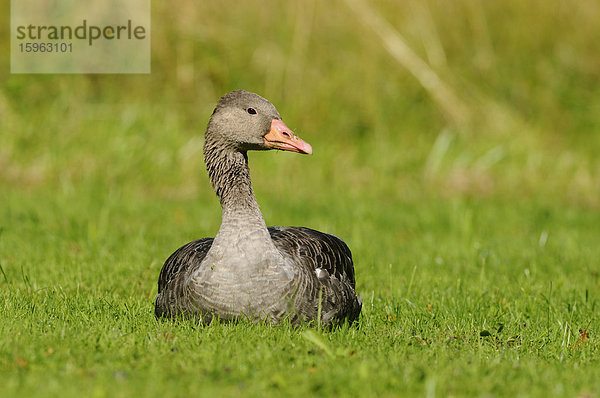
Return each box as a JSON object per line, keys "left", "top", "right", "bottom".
{"left": 282, "top": 131, "right": 291, "bottom": 138}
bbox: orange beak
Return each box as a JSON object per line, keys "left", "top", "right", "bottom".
{"left": 264, "top": 119, "right": 313, "bottom": 155}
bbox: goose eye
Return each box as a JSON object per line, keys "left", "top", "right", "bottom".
{"left": 247, "top": 107, "right": 257, "bottom": 115}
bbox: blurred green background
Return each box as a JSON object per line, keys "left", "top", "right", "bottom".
{"left": 2, "top": 0, "right": 599, "bottom": 205}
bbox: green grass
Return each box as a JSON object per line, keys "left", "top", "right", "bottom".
{"left": 1, "top": 193, "right": 599, "bottom": 397}
{"left": 1, "top": 0, "right": 600, "bottom": 396}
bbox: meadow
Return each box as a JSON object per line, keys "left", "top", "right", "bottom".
{"left": 1, "top": 0, "right": 599, "bottom": 396}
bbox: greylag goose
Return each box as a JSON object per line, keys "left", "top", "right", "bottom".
{"left": 155, "top": 90, "right": 361, "bottom": 326}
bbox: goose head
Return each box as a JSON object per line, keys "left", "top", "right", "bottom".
{"left": 206, "top": 90, "right": 313, "bottom": 155}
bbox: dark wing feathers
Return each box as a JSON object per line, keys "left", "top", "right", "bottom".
{"left": 156, "top": 228, "right": 359, "bottom": 323}
{"left": 268, "top": 226, "right": 356, "bottom": 288}
{"left": 157, "top": 238, "right": 214, "bottom": 294}
{"left": 157, "top": 227, "right": 355, "bottom": 294}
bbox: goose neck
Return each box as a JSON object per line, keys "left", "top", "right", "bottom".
{"left": 204, "top": 142, "right": 268, "bottom": 240}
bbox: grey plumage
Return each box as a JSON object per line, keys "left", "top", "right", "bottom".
{"left": 154, "top": 90, "right": 361, "bottom": 326}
